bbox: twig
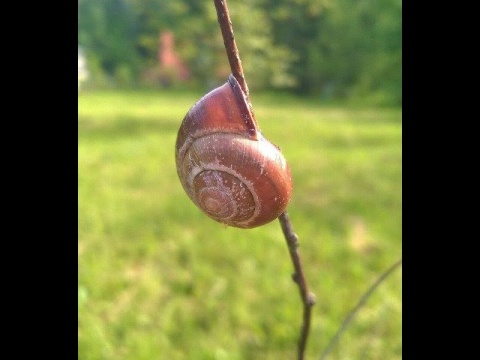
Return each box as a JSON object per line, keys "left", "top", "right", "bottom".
{"left": 213, "top": 2, "right": 315, "bottom": 359}
{"left": 319, "top": 258, "right": 403, "bottom": 360}
{"left": 279, "top": 212, "right": 316, "bottom": 360}
{"left": 213, "top": 0, "right": 249, "bottom": 98}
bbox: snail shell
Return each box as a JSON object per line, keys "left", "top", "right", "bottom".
{"left": 175, "top": 74, "right": 292, "bottom": 228}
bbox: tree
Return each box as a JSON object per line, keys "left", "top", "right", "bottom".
{"left": 267, "top": 0, "right": 402, "bottom": 103}
{"left": 78, "top": 0, "right": 140, "bottom": 86}
{"left": 78, "top": 0, "right": 402, "bottom": 104}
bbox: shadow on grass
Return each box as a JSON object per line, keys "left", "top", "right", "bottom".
{"left": 78, "top": 115, "right": 180, "bottom": 139}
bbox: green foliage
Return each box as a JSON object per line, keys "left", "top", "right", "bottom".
{"left": 228, "top": 0, "right": 297, "bottom": 90}
{"left": 78, "top": 0, "right": 401, "bottom": 104}
{"left": 79, "top": 0, "right": 141, "bottom": 85}
{"left": 267, "top": 0, "right": 402, "bottom": 104}
{"left": 78, "top": 89, "right": 402, "bottom": 359}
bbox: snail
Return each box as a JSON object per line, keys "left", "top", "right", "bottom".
{"left": 175, "top": 74, "right": 292, "bottom": 229}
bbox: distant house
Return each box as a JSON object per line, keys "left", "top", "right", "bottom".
{"left": 78, "top": 46, "right": 89, "bottom": 89}
{"left": 158, "top": 31, "right": 189, "bottom": 85}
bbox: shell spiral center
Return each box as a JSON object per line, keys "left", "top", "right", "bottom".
{"left": 193, "top": 170, "right": 256, "bottom": 225}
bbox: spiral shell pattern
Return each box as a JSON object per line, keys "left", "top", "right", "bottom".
{"left": 175, "top": 75, "right": 292, "bottom": 228}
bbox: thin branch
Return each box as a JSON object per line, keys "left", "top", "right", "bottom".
{"left": 213, "top": 2, "right": 315, "bottom": 359}
{"left": 279, "top": 212, "right": 316, "bottom": 360}
{"left": 213, "top": 0, "right": 250, "bottom": 99}
{"left": 319, "top": 258, "right": 403, "bottom": 360}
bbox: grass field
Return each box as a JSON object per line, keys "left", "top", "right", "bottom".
{"left": 78, "top": 88, "right": 402, "bottom": 360}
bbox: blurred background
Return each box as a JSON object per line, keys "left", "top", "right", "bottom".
{"left": 78, "top": 0, "right": 402, "bottom": 359}
{"left": 78, "top": 0, "right": 401, "bottom": 105}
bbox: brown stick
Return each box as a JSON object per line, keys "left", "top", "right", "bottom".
{"left": 213, "top": 0, "right": 250, "bottom": 99}
{"left": 213, "top": 2, "right": 315, "bottom": 359}
{"left": 279, "top": 212, "right": 316, "bottom": 360}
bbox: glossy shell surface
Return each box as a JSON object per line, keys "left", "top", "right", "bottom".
{"left": 175, "top": 75, "right": 292, "bottom": 228}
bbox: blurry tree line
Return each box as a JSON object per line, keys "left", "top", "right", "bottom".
{"left": 78, "top": 0, "right": 401, "bottom": 105}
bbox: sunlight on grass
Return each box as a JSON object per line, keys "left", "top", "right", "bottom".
{"left": 78, "top": 89, "right": 402, "bottom": 360}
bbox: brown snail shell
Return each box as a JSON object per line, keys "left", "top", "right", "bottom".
{"left": 175, "top": 74, "right": 292, "bottom": 229}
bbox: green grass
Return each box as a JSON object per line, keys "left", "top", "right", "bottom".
{"left": 78, "top": 88, "right": 402, "bottom": 360}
